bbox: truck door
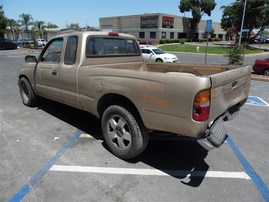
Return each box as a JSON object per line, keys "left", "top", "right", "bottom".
{"left": 35, "top": 38, "right": 63, "bottom": 101}
{"left": 59, "top": 35, "right": 80, "bottom": 108}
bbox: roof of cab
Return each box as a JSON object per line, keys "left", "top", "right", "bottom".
{"left": 50, "top": 31, "right": 137, "bottom": 40}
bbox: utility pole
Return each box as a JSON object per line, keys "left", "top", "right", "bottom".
{"left": 204, "top": 19, "right": 212, "bottom": 64}
{"left": 238, "top": 0, "right": 248, "bottom": 46}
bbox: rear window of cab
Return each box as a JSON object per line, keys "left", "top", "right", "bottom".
{"left": 86, "top": 36, "right": 140, "bottom": 57}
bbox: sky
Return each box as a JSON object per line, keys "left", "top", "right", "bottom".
{"left": 2, "top": 0, "right": 235, "bottom": 28}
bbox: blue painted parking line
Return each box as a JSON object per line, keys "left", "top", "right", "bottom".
{"left": 246, "top": 96, "right": 269, "bottom": 106}
{"left": 226, "top": 135, "right": 269, "bottom": 201}
{"left": 9, "top": 130, "right": 82, "bottom": 202}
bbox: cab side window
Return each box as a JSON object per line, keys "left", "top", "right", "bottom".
{"left": 41, "top": 38, "right": 63, "bottom": 63}
{"left": 64, "top": 36, "right": 78, "bottom": 65}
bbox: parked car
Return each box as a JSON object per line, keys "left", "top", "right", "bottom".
{"left": 0, "top": 38, "right": 17, "bottom": 50}
{"left": 36, "top": 39, "right": 47, "bottom": 47}
{"left": 265, "top": 36, "right": 269, "bottom": 43}
{"left": 249, "top": 36, "right": 267, "bottom": 44}
{"left": 256, "top": 36, "right": 267, "bottom": 44}
{"left": 252, "top": 58, "right": 269, "bottom": 75}
{"left": 23, "top": 41, "right": 34, "bottom": 49}
{"left": 14, "top": 40, "right": 23, "bottom": 48}
{"left": 141, "top": 47, "right": 178, "bottom": 63}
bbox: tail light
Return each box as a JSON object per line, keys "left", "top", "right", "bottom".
{"left": 193, "top": 89, "right": 211, "bottom": 121}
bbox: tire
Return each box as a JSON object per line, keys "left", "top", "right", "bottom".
{"left": 101, "top": 105, "right": 148, "bottom": 159}
{"left": 155, "top": 58, "right": 163, "bottom": 63}
{"left": 19, "top": 77, "right": 37, "bottom": 107}
{"left": 264, "top": 69, "right": 269, "bottom": 76}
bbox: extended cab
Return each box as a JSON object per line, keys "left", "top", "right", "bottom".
{"left": 18, "top": 31, "right": 251, "bottom": 159}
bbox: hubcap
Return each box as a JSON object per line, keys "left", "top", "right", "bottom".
{"left": 107, "top": 115, "right": 131, "bottom": 150}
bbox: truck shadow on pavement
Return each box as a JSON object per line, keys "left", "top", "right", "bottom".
{"left": 37, "top": 98, "right": 103, "bottom": 139}
{"left": 37, "top": 98, "right": 209, "bottom": 187}
{"left": 130, "top": 136, "right": 209, "bottom": 187}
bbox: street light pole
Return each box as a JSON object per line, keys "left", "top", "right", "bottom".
{"left": 239, "top": 0, "right": 248, "bottom": 46}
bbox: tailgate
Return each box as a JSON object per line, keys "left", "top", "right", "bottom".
{"left": 209, "top": 66, "right": 251, "bottom": 121}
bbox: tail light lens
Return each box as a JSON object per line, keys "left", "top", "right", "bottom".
{"left": 193, "top": 89, "right": 211, "bottom": 121}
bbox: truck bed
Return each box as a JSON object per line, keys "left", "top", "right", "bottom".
{"left": 82, "top": 60, "right": 242, "bottom": 76}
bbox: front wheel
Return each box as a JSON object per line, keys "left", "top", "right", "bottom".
{"left": 101, "top": 105, "right": 148, "bottom": 159}
{"left": 155, "top": 58, "right": 163, "bottom": 63}
{"left": 19, "top": 77, "right": 37, "bottom": 107}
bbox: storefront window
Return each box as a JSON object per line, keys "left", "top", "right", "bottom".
{"left": 162, "top": 32, "right": 166, "bottom": 39}
{"left": 139, "top": 32, "right": 145, "bottom": 38}
{"left": 150, "top": 32, "right": 156, "bottom": 39}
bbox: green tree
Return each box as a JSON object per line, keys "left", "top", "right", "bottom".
{"left": 225, "top": 44, "right": 244, "bottom": 65}
{"left": 0, "top": 5, "right": 7, "bottom": 38}
{"left": 19, "top": 13, "right": 33, "bottom": 38}
{"left": 33, "top": 20, "right": 46, "bottom": 38}
{"left": 221, "top": 0, "right": 269, "bottom": 39}
{"left": 178, "top": 0, "right": 216, "bottom": 41}
{"left": 67, "top": 23, "right": 80, "bottom": 30}
{"left": 7, "top": 18, "right": 19, "bottom": 40}
{"left": 47, "top": 22, "right": 58, "bottom": 28}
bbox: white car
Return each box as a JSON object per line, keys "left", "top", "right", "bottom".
{"left": 36, "top": 39, "right": 47, "bottom": 47}
{"left": 141, "top": 47, "right": 178, "bottom": 63}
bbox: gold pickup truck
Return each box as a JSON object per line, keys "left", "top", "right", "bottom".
{"left": 17, "top": 31, "right": 251, "bottom": 159}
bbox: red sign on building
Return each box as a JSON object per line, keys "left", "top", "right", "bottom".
{"left": 162, "top": 16, "right": 174, "bottom": 28}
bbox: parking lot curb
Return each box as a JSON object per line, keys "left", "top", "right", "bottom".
{"left": 251, "top": 75, "right": 269, "bottom": 82}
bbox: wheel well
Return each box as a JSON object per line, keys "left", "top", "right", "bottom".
{"left": 18, "top": 75, "right": 31, "bottom": 85}
{"left": 19, "top": 75, "right": 29, "bottom": 81}
{"left": 97, "top": 93, "right": 141, "bottom": 120}
{"left": 263, "top": 68, "right": 269, "bottom": 74}
{"left": 18, "top": 75, "right": 36, "bottom": 94}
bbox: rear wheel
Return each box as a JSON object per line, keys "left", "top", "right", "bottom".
{"left": 101, "top": 105, "right": 148, "bottom": 159}
{"left": 264, "top": 69, "right": 269, "bottom": 76}
{"left": 19, "top": 77, "right": 37, "bottom": 107}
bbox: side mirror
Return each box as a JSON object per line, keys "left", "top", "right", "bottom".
{"left": 25, "top": 55, "right": 37, "bottom": 63}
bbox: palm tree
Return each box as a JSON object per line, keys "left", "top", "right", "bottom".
{"left": 19, "top": 13, "right": 33, "bottom": 38}
{"left": 32, "top": 20, "right": 46, "bottom": 39}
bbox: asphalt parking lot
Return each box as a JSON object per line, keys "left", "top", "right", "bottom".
{"left": 1, "top": 49, "right": 269, "bottom": 202}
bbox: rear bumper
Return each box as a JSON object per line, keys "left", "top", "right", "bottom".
{"left": 198, "top": 99, "right": 245, "bottom": 151}
{"left": 197, "top": 116, "right": 227, "bottom": 150}
{"left": 198, "top": 104, "right": 242, "bottom": 150}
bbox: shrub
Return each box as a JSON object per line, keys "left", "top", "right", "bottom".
{"left": 180, "top": 38, "right": 186, "bottom": 44}
{"left": 159, "top": 38, "right": 190, "bottom": 44}
{"left": 159, "top": 39, "right": 166, "bottom": 44}
{"left": 199, "top": 38, "right": 208, "bottom": 43}
{"left": 225, "top": 43, "right": 244, "bottom": 65}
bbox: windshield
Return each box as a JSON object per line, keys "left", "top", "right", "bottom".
{"left": 152, "top": 48, "right": 165, "bottom": 55}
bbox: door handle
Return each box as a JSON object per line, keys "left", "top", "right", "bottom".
{"left": 52, "top": 69, "right": 57, "bottom": 75}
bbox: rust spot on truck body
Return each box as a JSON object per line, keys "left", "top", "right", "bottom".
{"left": 143, "top": 95, "right": 168, "bottom": 108}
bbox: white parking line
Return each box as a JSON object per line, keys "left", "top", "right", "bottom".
{"left": 79, "top": 133, "right": 93, "bottom": 138}
{"left": 50, "top": 165, "right": 250, "bottom": 180}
